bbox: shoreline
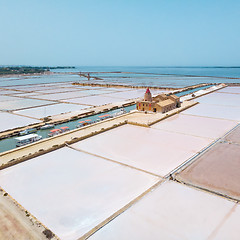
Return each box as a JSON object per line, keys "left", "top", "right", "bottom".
{"left": 72, "top": 81, "right": 212, "bottom": 91}
{"left": 1, "top": 70, "right": 240, "bottom": 80}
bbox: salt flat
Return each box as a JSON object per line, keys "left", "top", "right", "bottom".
{"left": 152, "top": 113, "right": 237, "bottom": 139}
{"left": 197, "top": 92, "right": 240, "bottom": 107}
{"left": 0, "top": 95, "right": 22, "bottom": 102}
{"left": 66, "top": 95, "right": 125, "bottom": 106}
{"left": 29, "top": 88, "right": 85, "bottom": 95}
{"left": 89, "top": 181, "right": 236, "bottom": 240}
{"left": 72, "top": 124, "right": 212, "bottom": 176}
{"left": 32, "top": 89, "right": 116, "bottom": 101}
{"left": 31, "top": 91, "right": 91, "bottom": 101}
{"left": 224, "top": 125, "right": 240, "bottom": 144}
{"left": 209, "top": 204, "right": 240, "bottom": 240}
{"left": 14, "top": 103, "right": 91, "bottom": 119}
{"left": 217, "top": 86, "right": 240, "bottom": 94}
{"left": 103, "top": 89, "right": 167, "bottom": 99}
{"left": 0, "top": 147, "right": 159, "bottom": 240}
{"left": 182, "top": 86, "right": 240, "bottom": 121}
{"left": 12, "top": 92, "right": 48, "bottom": 97}
{"left": 183, "top": 103, "right": 240, "bottom": 121}
{"left": 0, "top": 90, "right": 21, "bottom": 95}
{"left": 0, "top": 98, "right": 56, "bottom": 111}
{"left": 177, "top": 142, "right": 240, "bottom": 200}
{"left": 0, "top": 112, "right": 40, "bottom": 132}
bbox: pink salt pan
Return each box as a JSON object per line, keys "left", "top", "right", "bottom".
{"left": 72, "top": 125, "right": 212, "bottom": 176}
{"left": 0, "top": 147, "right": 159, "bottom": 240}
{"left": 152, "top": 113, "right": 237, "bottom": 140}
{"left": 89, "top": 181, "right": 235, "bottom": 240}
{"left": 177, "top": 142, "right": 240, "bottom": 200}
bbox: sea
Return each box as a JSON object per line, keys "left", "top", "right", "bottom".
{"left": 51, "top": 66, "right": 240, "bottom": 88}
{"left": 1, "top": 67, "right": 240, "bottom": 89}
{"left": 52, "top": 66, "right": 240, "bottom": 78}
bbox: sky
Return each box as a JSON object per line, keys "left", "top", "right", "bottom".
{"left": 0, "top": 0, "right": 240, "bottom": 66}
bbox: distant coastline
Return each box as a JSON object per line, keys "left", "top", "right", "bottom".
{"left": 0, "top": 66, "right": 75, "bottom": 76}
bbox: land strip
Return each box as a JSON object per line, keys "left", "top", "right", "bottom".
{"left": 72, "top": 82, "right": 211, "bottom": 91}
{"left": 0, "top": 187, "right": 59, "bottom": 240}
{"left": 0, "top": 101, "right": 196, "bottom": 169}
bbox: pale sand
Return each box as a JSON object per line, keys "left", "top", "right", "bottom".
{"left": 0, "top": 188, "right": 58, "bottom": 240}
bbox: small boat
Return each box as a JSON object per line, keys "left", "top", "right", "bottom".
{"left": 76, "top": 119, "right": 94, "bottom": 128}
{"left": 15, "top": 134, "right": 42, "bottom": 147}
{"left": 76, "top": 121, "right": 86, "bottom": 128}
{"left": 19, "top": 129, "right": 28, "bottom": 136}
{"left": 98, "top": 114, "right": 112, "bottom": 121}
{"left": 85, "top": 119, "right": 92, "bottom": 123}
{"left": 113, "top": 108, "right": 127, "bottom": 117}
{"left": 28, "top": 128, "right": 37, "bottom": 133}
{"left": 48, "top": 129, "right": 62, "bottom": 137}
{"left": 60, "top": 126, "right": 70, "bottom": 133}
{"left": 40, "top": 124, "right": 55, "bottom": 130}
{"left": 19, "top": 128, "right": 37, "bottom": 136}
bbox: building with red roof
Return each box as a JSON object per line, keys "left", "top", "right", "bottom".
{"left": 137, "top": 88, "right": 181, "bottom": 113}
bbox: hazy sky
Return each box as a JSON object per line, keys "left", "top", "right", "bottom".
{"left": 0, "top": 0, "right": 240, "bottom": 66}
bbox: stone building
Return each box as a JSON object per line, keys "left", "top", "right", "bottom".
{"left": 136, "top": 88, "right": 181, "bottom": 113}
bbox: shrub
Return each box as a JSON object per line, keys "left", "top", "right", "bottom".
{"left": 42, "top": 229, "right": 55, "bottom": 239}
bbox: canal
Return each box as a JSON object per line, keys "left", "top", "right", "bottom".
{"left": 0, "top": 104, "right": 136, "bottom": 153}
{"left": 0, "top": 84, "right": 213, "bottom": 153}
{"left": 174, "top": 85, "right": 212, "bottom": 97}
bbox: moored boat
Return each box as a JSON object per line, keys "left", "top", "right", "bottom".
{"left": 112, "top": 108, "right": 127, "bottom": 117}
{"left": 48, "top": 129, "right": 62, "bottom": 137}
{"left": 76, "top": 119, "right": 94, "bottom": 128}
{"left": 19, "top": 128, "right": 37, "bottom": 136}
{"left": 60, "top": 126, "right": 70, "bottom": 133}
{"left": 15, "top": 134, "right": 42, "bottom": 147}
{"left": 76, "top": 121, "right": 86, "bottom": 128}
{"left": 98, "top": 114, "right": 112, "bottom": 121}
{"left": 40, "top": 124, "right": 55, "bottom": 130}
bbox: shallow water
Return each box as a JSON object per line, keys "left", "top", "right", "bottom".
{"left": 0, "top": 74, "right": 81, "bottom": 87}
{"left": 0, "top": 105, "right": 136, "bottom": 153}
{"left": 51, "top": 66, "right": 240, "bottom": 78}
{"left": 175, "top": 85, "right": 211, "bottom": 97}
{"left": 1, "top": 67, "right": 240, "bottom": 89}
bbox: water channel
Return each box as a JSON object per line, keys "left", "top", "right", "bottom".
{"left": 0, "top": 85, "right": 213, "bottom": 153}
{"left": 0, "top": 105, "right": 136, "bottom": 153}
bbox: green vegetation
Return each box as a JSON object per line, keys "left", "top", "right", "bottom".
{"left": 0, "top": 66, "right": 75, "bottom": 75}
{"left": 0, "top": 66, "right": 47, "bottom": 75}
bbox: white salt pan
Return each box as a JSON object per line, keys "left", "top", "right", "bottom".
{"left": 90, "top": 181, "right": 235, "bottom": 240}
{"left": 0, "top": 147, "right": 159, "bottom": 240}
{"left": 72, "top": 125, "right": 212, "bottom": 176}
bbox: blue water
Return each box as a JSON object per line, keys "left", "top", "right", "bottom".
{"left": 0, "top": 83, "right": 211, "bottom": 153}
{"left": 51, "top": 66, "right": 240, "bottom": 88}
{"left": 175, "top": 85, "right": 212, "bottom": 97}
{"left": 0, "top": 104, "right": 136, "bottom": 153}
{"left": 0, "top": 67, "right": 239, "bottom": 89}
{"left": 0, "top": 74, "right": 80, "bottom": 87}
{"left": 52, "top": 66, "right": 240, "bottom": 78}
